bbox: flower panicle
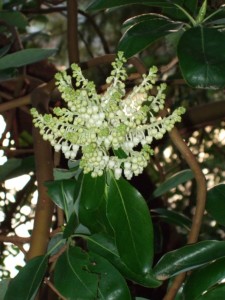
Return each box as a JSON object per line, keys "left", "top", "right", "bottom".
{"left": 31, "top": 52, "right": 185, "bottom": 180}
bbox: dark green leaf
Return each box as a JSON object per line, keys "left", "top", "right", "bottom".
{"left": 87, "top": 0, "right": 182, "bottom": 11}
{"left": 79, "top": 173, "right": 113, "bottom": 234}
{"left": 54, "top": 246, "right": 98, "bottom": 300}
{"left": 88, "top": 252, "right": 132, "bottom": 300}
{"left": 206, "top": 184, "right": 225, "bottom": 226}
{"left": 196, "top": 283, "right": 225, "bottom": 300}
{"left": 45, "top": 179, "right": 77, "bottom": 221}
{"left": 0, "top": 11, "right": 28, "bottom": 29}
{"left": 63, "top": 212, "right": 79, "bottom": 238}
{"left": 106, "top": 173, "right": 154, "bottom": 275}
{"left": 153, "top": 169, "right": 194, "bottom": 198}
{"left": 0, "top": 48, "right": 56, "bottom": 70}
{"left": 0, "top": 156, "right": 35, "bottom": 181}
{"left": 153, "top": 240, "right": 225, "bottom": 280}
{"left": 152, "top": 208, "right": 192, "bottom": 230}
{"left": 177, "top": 26, "right": 225, "bottom": 89}
{"left": 118, "top": 17, "right": 181, "bottom": 58}
{"left": 80, "top": 173, "right": 105, "bottom": 210}
{"left": 162, "top": 0, "right": 197, "bottom": 21}
{"left": 4, "top": 256, "right": 48, "bottom": 300}
{"left": 85, "top": 233, "right": 161, "bottom": 287}
{"left": 183, "top": 256, "right": 225, "bottom": 300}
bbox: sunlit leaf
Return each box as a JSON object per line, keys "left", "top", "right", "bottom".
{"left": 183, "top": 256, "right": 225, "bottom": 300}
{"left": 0, "top": 48, "right": 56, "bottom": 70}
{"left": 206, "top": 183, "right": 225, "bottom": 226}
{"left": 153, "top": 240, "right": 225, "bottom": 280}
{"left": 178, "top": 26, "right": 225, "bottom": 89}
{"left": 153, "top": 169, "right": 194, "bottom": 198}
{"left": 106, "top": 173, "right": 154, "bottom": 275}
{"left": 4, "top": 256, "right": 48, "bottom": 300}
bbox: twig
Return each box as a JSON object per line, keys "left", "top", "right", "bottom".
{"left": 163, "top": 127, "right": 207, "bottom": 300}
{"left": 44, "top": 278, "right": 67, "bottom": 300}
{"left": 0, "top": 235, "right": 30, "bottom": 243}
{"left": 67, "top": 0, "right": 79, "bottom": 64}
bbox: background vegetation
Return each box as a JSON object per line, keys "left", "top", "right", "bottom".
{"left": 0, "top": 1, "right": 225, "bottom": 299}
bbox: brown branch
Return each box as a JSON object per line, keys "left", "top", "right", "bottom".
{"left": 67, "top": 0, "right": 79, "bottom": 64}
{"left": 44, "top": 278, "right": 67, "bottom": 300}
{"left": 0, "top": 235, "right": 30, "bottom": 243}
{"left": 163, "top": 127, "right": 207, "bottom": 300}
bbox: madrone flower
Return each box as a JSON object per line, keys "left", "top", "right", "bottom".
{"left": 31, "top": 52, "right": 185, "bottom": 180}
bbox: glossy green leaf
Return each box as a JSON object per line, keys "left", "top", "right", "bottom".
{"left": 80, "top": 173, "right": 105, "bottom": 210}
{"left": 0, "top": 156, "right": 35, "bottom": 181}
{"left": 153, "top": 169, "right": 194, "bottom": 198}
{"left": 54, "top": 246, "right": 99, "bottom": 300}
{"left": 45, "top": 179, "right": 77, "bottom": 221}
{"left": 63, "top": 212, "right": 79, "bottom": 238}
{"left": 88, "top": 252, "right": 132, "bottom": 300}
{"left": 79, "top": 173, "right": 113, "bottom": 234}
{"left": 87, "top": 0, "right": 181, "bottom": 11}
{"left": 196, "top": 283, "right": 225, "bottom": 300}
{"left": 183, "top": 256, "right": 225, "bottom": 300}
{"left": 118, "top": 16, "right": 181, "bottom": 58}
{"left": 152, "top": 208, "right": 192, "bottom": 230}
{"left": 85, "top": 233, "right": 161, "bottom": 287}
{"left": 4, "top": 255, "right": 48, "bottom": 300}
{"left": 206, "top": 184, "right": 225, "bottom": 226}
{"left": 153, "top": 240, "right": 225, "bottom": 280}
{"left": 106, "top": 173, "right": 154, "bottom": 275}
{"left": 177, "top": 26, "right": 225, "bottom": 89}
{"left": 0, "top": 11, "right": 28, "bottom": 29}
{"left": 0, "top": 48, "right": 56, "bottom": 70}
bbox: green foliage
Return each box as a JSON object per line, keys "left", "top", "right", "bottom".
{"left": 0, "top": 49, "right": 56, "bottom": 71}
{"left": 4, "top": 256, "right": 48, "bottom": 300}
{"left": 206, "top": 184, "right": 225, "bottom": 226}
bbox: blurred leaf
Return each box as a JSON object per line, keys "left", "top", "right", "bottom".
{"left": 47, "top": 233, "right": 66, "bottom": 257}
{"left": 0, "top": 44, "right": 11, "bottom": 58}
{"left": 153, "top": 169, "right": 194, "bottom": 198}
{"left": 162, "top": 0, "right": 197, "bottom": 21}
{"left": 178, "top": 26, "right": 225, "bottom": 89}
{"left": 106, "top": 173, "right": 154, "bottom": 275}
{"left": 206, "top": 183, "right": 225, "bottom": 226}
{"left": 0, "top": 279, "right": 10, "bottom": 299}
{"left": 54, "top": 246, "right": 98, "bottom": 300}
{"left": 4, "top": 256, "right": 48, "bottom": 300}
{"left": 118, "top": 16, "right": 181, "bottom": 58}
{"left": 196, "top": 283, "right": 225, "bottom": 300}
{"left": 87, "top": 0, "right": 181, "bottom": 11}
{"left": 0, "top": 11, "right": 28, "bottom": 29}
{"left": 0, "top": 156, "right": 35, "bottom": 181}
{"left": 183, "top": 256, "right": 225, "bottom": 300}
{"left": 86, "top": 233, "right": 161, "bottom": 287}
{"left": 152, "top": 208, "right": 192, "bottom": 230}
{"left": 88, "top": 252, "right": 132, "bottom": 299}
{"left": 45, "top": 179, "right": 77, "bottom": 221}
{"left": 63, "top": 212, "right": 79, "bottom": 238}
{"left": 0, "top": 48, "right": 56, "bottom": 70}
{"left": 53, "top": 168, "right": 77, "bottom": 180}
{"left": 153, "top": 240, "right": 225, "bottom": 280}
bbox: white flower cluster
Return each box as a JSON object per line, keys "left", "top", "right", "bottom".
{"left": 31, "top": 52, "right": 185, "bottom": 180}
